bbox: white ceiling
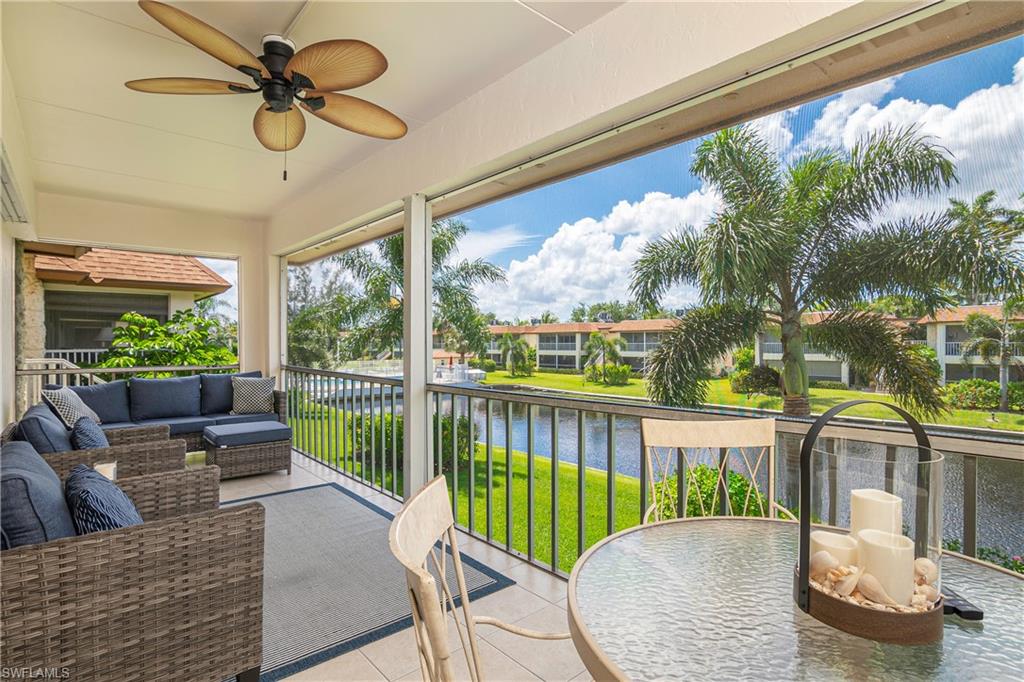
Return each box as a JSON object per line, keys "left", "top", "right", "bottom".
{"left": 2, "top": 1, "right": 620, "bottom": 218}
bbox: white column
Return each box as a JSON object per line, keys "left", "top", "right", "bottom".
{"left": 754, "top": 332, "right": 763, "bottom": 365}
{"left": 403, "top": 194, "right": 432, "bottom": 498}
{"left": 840, "top": 362, "right": 850, "bottom": 386}
{"left": 936, "top": 324, "right": 947, "bottom": 386}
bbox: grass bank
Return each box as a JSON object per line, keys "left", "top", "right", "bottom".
{"left": 479, "top": 372, "right": 1024, "bottom": 433}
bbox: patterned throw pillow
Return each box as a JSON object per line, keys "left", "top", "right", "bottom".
{"left": 70, "top": 417, "right": 110, "bottom": 450}
{"left": 64, "top": 464, "right": 143, "bottom": 535}
{"left": 231, "top": 376, "right": 276, "bottom": 415}
{"left": 42, "top": 387, "right": 101, "bottom": 429}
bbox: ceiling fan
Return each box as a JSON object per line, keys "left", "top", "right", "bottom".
{"left": 125, "top": 0, "right": 407, "bottom": 178}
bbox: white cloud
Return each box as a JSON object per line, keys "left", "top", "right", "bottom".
{"left": 792, "top": 77, "right": 900, "bottom": 157}
{"left": 476, "top": 190, "right": 720, "bottom": 320}
{"left": 456, "top": 224, "right": 536, "bottom": 262}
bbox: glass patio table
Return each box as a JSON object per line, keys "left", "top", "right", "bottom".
{"left": 567, "top": 518, "right": 1023, "bottom": 680}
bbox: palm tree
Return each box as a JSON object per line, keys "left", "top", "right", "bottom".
{"left": 947, "top": 191, "right": 1023, "bottom": 304}
{"left": 498, "top": 333, "right": 530, "bottom": 376}
{"left": 631, "top": 125, "right": 1023, "bottom": 416}
{"left": 333, "top": 219, "right": 505, "bottom": 357}
{"left": 440, "top": 308, "right": 491, "bottom": 363}
{"left": 960, "top": 299, "right": 1024, "bottom": 412}
{"left": 582, "top": 332, "right": 627, "bottom": 383}
{"left": 539, "top": 310, "right": 559, "bottom": 324}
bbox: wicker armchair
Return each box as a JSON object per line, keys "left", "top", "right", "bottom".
{"left": 0, "top": 465, "right": 265, "bottom": 682}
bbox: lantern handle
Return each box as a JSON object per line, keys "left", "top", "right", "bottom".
{"left": 796, "top": 400, "right": 933, "bottom": 612}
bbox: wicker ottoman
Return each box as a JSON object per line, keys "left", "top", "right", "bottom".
{"left": 203, "top": 421, "right": 292, "bottom": 480}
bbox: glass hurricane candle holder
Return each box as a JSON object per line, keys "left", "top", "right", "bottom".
{"left": 793, "top": 400, "right": 944, "bottom": 644}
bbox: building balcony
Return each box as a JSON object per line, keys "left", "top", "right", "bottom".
{"left": 946, "top": 341, "right": 1024, "bottom": 358}
{"left": 537, "top": 342, "right": 578, "bottom": 352}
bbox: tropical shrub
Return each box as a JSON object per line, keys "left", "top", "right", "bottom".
{"left": 1009, "top": 382, "right": 1024, "bottom": 412}
{"left": 347, "top": 412, "right": 471, "bottom": 474}
{"left": 652, "top": 464, "right": 768, "bottom": 519}
{"left": 733, "top": 346, "right": 755, "bottom": 373}
{"left": 96, "top": 309, "right": 237, "bottom": 374}
{"left": 603, "top": 363, "right": 633, "bottom": 386}
{"left": 471, "top": 358, "right": 497, "bottom": 372}
{"left": 943, "top": 379, "right": 1001, "bottom": 410}
{"left": 810, "top": 380, "right": 849, "bottom": 390}
{"left": 730, "top": 365, "right": 781, "bottom": 396}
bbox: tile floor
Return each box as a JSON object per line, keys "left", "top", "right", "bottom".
{"left": 218, "top": 452, "right": 589, "bottom": 682}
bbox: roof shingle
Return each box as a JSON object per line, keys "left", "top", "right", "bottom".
{"left": 34, "top": 248, "right": 231, "bottom": 294}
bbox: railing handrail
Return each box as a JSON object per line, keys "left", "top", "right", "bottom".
{"left": 426, "top": 382, "right": 1023, "bottom": 461}
{"left": 15, "top": 364, "right": 240, "bottom": 376}
{"left": 282, "top": 364, "right": 403, "bottom": 386}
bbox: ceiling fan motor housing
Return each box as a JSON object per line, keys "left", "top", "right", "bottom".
{"left": 260, "top": 36, "right": 297, "bottom": 112}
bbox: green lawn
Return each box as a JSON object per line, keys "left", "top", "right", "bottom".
{"left": 288, "top": 411, "right": 642, "bottom": 573}
{"left": 480, "top": 371, "right": 1024, "bottom": 433}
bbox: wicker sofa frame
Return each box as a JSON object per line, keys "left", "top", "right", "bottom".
{"left": 1, "top": 463, "right": 265, "bottom": 682}
{"left": 2, "top": 423, "right": 187, "bottom": 479}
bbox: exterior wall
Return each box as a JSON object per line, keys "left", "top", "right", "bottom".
{"left": 167, "top": 290, "right": 195, "bottom": 314}
{"left": 14, "top": 244, "right": 45, "bottom": 415}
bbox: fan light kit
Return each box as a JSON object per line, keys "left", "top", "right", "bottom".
{"left": 126, "top": 0, "right": 407, "bottom": 180}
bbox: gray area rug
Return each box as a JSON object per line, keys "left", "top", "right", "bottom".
{"left": 225, "top": 483, "right": 514, "bottom": 681}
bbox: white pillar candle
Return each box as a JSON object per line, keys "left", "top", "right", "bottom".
{"left": 810, "top": 530, "right": 859, "bottom": 567}
{"left": 850, "top": 488, "right": 902, "bottom": 539}
{"left": 858, "top": 529, "right": 915, "bottom": 606}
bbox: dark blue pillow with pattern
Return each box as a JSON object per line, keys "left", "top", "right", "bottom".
{"left": 70, "top": 417, "right": 110, "bottom": 450}
{"left": 65, "top": 465, "right": 143, "bottom": 535}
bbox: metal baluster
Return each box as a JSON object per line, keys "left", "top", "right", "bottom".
{"left": 505, "top": 400, "right": 513, "bottom": 552}
{"left": 884, "top": 444, "right": 897, "bottom": 494}
{"left": 348, "top": 379, "right": 356, "bottom": 476}
{"left": 468, "top": 396, "right": 476, "bottom": 534}
{"left": 391, "top": 384, "right": 398, "bottom": 496}
{"left": 434, "top": 392, "right": 442, "bottom": 478}
{"left": 360, "top": 380, "right": 366, "bottom": 483}
{"left": 527, "top": 404, "right": 535, "bottom": 562}
{"left": 676, "top": 448, "right": 686, "bottom": 519}
{"left": 718, "top": 447, "right": 729, "bottom": 515}
{"left": 639, "top": 424, "right": 647, "bottom": 522}
{"left": 551, "top": 407, "right": 559, "bottom": 571}
{"left": 606, "top": 414, "right": 616, "bottom": 535}
{"left": 302, "top": 372, "right": 309, "bottom": 454}
{"left": 486, "top": 399, "right": 494, "bottom": 541}
{"left": 370, "top": 381, "right": 377, "bottom": 488}
{"left": 576, "top": 410, "right": 586, "bottom": 557}
{"left": 963, "top": 454, "right": 978, "bottom": 556}
{"left": 452, "top": 394, "right": 459, "bottom": 518}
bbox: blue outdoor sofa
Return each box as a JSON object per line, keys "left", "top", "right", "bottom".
{"left": 17, "top": 372, "right": 286, "bottom": 453}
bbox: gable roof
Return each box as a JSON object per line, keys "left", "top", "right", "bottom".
{"left": 33, "top": 248, "right": 231, "bottom": 296}
{"left": 917, "top": 304, "right": 1024, "bottom": 324}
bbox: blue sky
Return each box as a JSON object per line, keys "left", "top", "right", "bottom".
{"left": 456, "top": 37, "right": 1023, "bottom": 320}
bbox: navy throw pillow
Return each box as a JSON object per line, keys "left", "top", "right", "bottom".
{"left": 130, "top": 375, "right": 201, "bottom": 421}
{"left": 1, "top": 441, "right": 76, "bottom": 549}
{"left": 65, "top": 465, "right": 143, "bottom": 535}
{"left": 200, "top": 371, "right": 261, "bottom": 415}
{"left": 70, "top": 417, "right": 110, "bottom": 450}
{"left": 70, "top": 381, "right": 131, "bottom": 424}
{"left": 15, "top": 404, "right": 73, "bottom": 454}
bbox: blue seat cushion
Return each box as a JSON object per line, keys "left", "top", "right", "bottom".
{"left": 65, "top": 465, "right": 143, "bottom": 535}
{"left": 204, "top": 422, "right": 292, "bottom": 448}
{"left": 200, "top": 371, "right": 261, "bottom": 415}
{"left": 130, "top": 375, "right": 201, "bottom": 421}
{"left": 206, "top": 412, "right": 279, "bottom": 426}
{"left": 147, "top": 416, "right": 216, "bottom": 436}
{"left": 98, "top": 421, "right": 138, "bottom": 432}
{"left": 70, "top": 381, "right": 131, "bottom": 424}
{"left": 15, "top": 404, "right": 73, "bottom": 454}
{"left": 1, "top": 441, "right": 76, "bottom": 549}
{"left": 70, "top": 417, "right": 110, "bottom": 450}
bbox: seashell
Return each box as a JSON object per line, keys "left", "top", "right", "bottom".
{"left": 911, "top": 594, "right": 928, "bottom": 608}
{"left": 835, "top": 566, "right": 863, "bottom": 597}
{"left": 857, "top": 573, "right": 898, "bottom": 605}
{"left": 810, "top": 551, "right": 839, "bottom": 581}
{"left": 915, "top": 584, "right": 938, "bottom": 602}
{"left": 914, "top": 557, "right": 938, "bottom": 585}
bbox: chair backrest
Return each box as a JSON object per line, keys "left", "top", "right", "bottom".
{"left": 640, "top": 418, "right": 777, "bottom": 523}
{"left": 389, "top": 476, "right": 484, "bottom": 682}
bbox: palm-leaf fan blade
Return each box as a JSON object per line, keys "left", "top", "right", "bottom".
{"left": 285, "top": 40, "right": 387, "bottom": 91}
{"left": 303, "top": 92, "right": 407, "bottom": 140}
{"left": 253, "top": 104, "right": 306, "bottom": 151}
{"left": 138, "top": 0, "right": 268, "bottom": 77}
{"left": 125, "top": 77, "right": 253, "bottom": 94}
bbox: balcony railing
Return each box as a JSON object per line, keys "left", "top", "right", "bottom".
{"left": 44, "top": 348, "right": 107, "bottom": 366}
{"left": 947, "top": 341, "right": 1024, "bottom": 357}
{"left": 283, "top": 365, "right": 1021, "bottom": 577}
{"left": 537, "top": 342, "right": 577, "bottom": 351}
{"left": 760, "top": 342, "right": 830, "bottom": 356}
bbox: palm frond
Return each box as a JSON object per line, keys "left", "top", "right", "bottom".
{"left": 691, "top": 126, "right": 782, "bottom": 209}
{"left": 630, "top": 230, "right": 702, "bottom": 307}
{"left": 644, "top": 303, "right": 765, "bottom": 407}
{"left": 805, "top": 311, "right": 946, "bottom": 416}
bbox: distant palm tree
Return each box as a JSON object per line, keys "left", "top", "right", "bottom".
{"left": 631, "top": 125, "right": 1023, "bottom": 416}
{"left": 947, "top": 191, "right": 1023, "bottom": 304}
{"left": 498, "top": 333, "right": 530, "bottom": 376}
{"left": 960, "top": 299, "right": 1024, "bottom": 412}
{"left": 583, "top": 332, "right": 627, "bottom": 383}
{"left": 539, "top": 310, "right": 559, "bottom": 324}
{"left": 333, "top": 219, "right": 505, "bottom": 356}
